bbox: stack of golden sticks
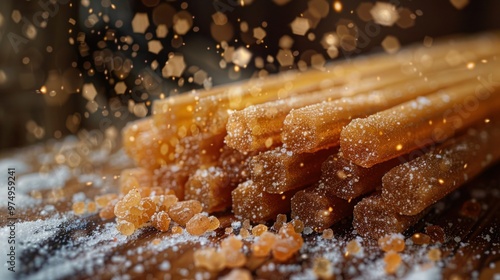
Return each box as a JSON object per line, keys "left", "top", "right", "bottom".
{"left": 121, "top": 32, "right": 500, "bottom": 238}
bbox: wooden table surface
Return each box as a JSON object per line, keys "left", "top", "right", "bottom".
{"left": 0, "top": 141, "right": 499, "bottom": 280}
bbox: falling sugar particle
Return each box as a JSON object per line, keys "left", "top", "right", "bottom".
{"left": 381, "top": 36, "right": 401, "bottom": 54}
{"left": 156, "top": 24, "right": 168, "bottom": 38}
{"left": 396, "top": 8, "right": 416, "bottom": 29}
{"left": 148, "top": 40, "right": 163, "bottom": 54}
{"left": 193, "top": 70, "right": 208, "bottom": 85}
{"left": 11, "top": 10, "right": 21, "bottom": 23}
{"left": 0, "top": 70, "right": 7, "bottom": 84}
{"left": 423, "top": 36, "right": 433, "bottom": 47}
{"left": 232, "top": 47, "right": 252, "bottom": 67}
{"left": 114, "top": 82, "right": 127, "bottom": 94}
{"left": 370, "top": 2, "right": 399, "bottom": 26}
{"left": 308, "top": 0, "right": 330, "bottom": 18}
{"left": 290, "top": 17, "right": 311, "bottom": 36}
{"left": 173, "top": 11, "right": 193, "bottom": 35}
{"left": 212, "top": 12, "right": 228, "bottom": 26}
{"left": 162, "top": 54, "right": 186, "bottom": 78}
{"left": 321, "top": 33, "right": 339, "bottom": 49}
{"left": 450, "top": 0, "right": 470, "bottom": 10}
{"left": 276, "top": 49, "right": 294, "bottom": 67}
{"left": 273, "top": 0, "right": 292, "bottom": 5}
{"left": 333, "top": 1, "right": 342, "bottom": 13}
{"left": 356, "top": 2, "right": 374, "bottom": 21}
{"left": 132, "top": 13, "right": 150, "bottom": 33}
{"left": 311, "top": 53, "right": 325, "bottom": 70}
{"left": 82, "top": 83, "right": 98, "bottom": 101}
{"left": 253, "top": 27, "right": 266, "bottom": 41}
{"left": 327, "top": 46, "right": 339, "bottom": 59}
{"left": 279, "top": 35, "right": 294, "bottom": 49}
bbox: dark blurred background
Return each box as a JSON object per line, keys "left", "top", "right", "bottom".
{"left": 1, "top": 0, "right": 499, "bottom": 152}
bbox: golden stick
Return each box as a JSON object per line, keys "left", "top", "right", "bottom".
{"left": 381, "top": 122, "right": 500, "bottom": 215}
{"left": 340, "top": 71, "right": 500, "bottom": 168}
{"left": 250, "top": 147, "right": 335, "bottom": 194}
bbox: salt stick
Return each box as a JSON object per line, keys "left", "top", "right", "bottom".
{"left": 353, "top": 195, "right": 426, "bottom": 239}
{"left": 382, "top": 122, "right": 500, "bottom": 215}
{"left": 232, "top": 180, "right": 298, "bottom": 222}
{"left": 290, "top": 182, "right": 354, "bottom": 231}
{"left": 225, "top": 70, "right": 413, "bottom": 153}
{"left": 340, "top": 71, "right": 500, "bottom": 168}
{"left": 321, "top": 153, "right": 401, "bottom": 201}
{"left": 283, "top": 58, "right": 500, "bottom": 154}
{"left": 250, "top": 147, "right": 335, "bottom": 194}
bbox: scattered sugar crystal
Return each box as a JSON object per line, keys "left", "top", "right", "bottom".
{"left": 159, "top": 261, "right": 171, "bottom": 271}
{"left": 73, "top": 192, "right": 87, "bottom": 202}
{"left": 18, "top": 166, "right": 71, "bottom": 194}
{"left": 303, "top": 227, "right": 313, "bottom": 235}
{"left": 232, "top": 221, "right": 242, "bottom": 230}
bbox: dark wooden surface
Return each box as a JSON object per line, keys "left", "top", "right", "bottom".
{"left": 1, "top": 142, "right": 499, "bottom": 280}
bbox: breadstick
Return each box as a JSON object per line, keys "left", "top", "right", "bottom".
{"left": 382, "top": 122, "right": 500, "bottom": 215}
{"left": 340, "top": 72, "right": 500, "bottom": 168}
{"left": 250, "top": 147, "right": 335, "bottom": 194}
{"left": 291, "top": 182, "right": 354, "bottom": 231}
{"left": 321, "top": 153, "right": 401, "bottom": 201}
{"left": 353, "top": 195, "right": 425, "bottom": 239}
{"left": 231, "top": 180, "right": 298, "bottom": 222}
